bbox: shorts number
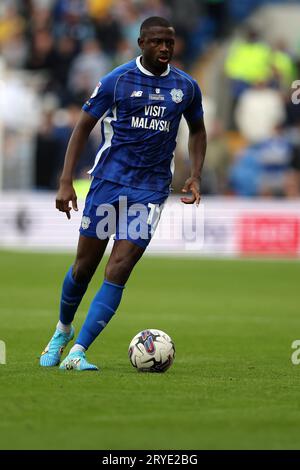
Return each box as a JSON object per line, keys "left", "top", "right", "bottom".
{"left": 147, "top": 203, "right": 164, "bottom": 235}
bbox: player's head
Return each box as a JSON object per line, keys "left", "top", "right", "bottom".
{"left": 138, "top": 17, "right": 175, "bottom": 74}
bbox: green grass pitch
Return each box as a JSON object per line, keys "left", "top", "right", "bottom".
{"left": 0, "top": 250, "right": 299, "bottom": 450}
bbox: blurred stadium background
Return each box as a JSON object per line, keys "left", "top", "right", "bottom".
{"left": 1, "top": 0, "right": 300, "bottom": 451}
{"left": 0, "top": 0, "right": 300, "bottom": 256}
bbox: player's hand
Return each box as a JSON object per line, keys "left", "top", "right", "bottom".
{"left": 181, "top": 176, "right": 201, "bottom": 206}
{"left": 56, "top": 181, "right": 78, "bottom": 219}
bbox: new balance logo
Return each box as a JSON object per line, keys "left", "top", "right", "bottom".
{"left": 131, "top": 90, "right": 143, "bottom": 97}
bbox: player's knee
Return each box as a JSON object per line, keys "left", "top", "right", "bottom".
{"left": 105, "top": 257, "right": 131, "bottom": 284}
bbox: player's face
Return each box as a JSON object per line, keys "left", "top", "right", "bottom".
{"left": 138, "top": 26, "right": 175, "bottom": 74}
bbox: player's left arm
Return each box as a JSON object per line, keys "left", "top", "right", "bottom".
{"left": 181, "top": 117, "right": 207, "bottom": 206}
{"left": 181, "top": 79, "right": 207, "bottom": 206}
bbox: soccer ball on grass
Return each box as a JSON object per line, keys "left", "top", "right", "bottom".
{"left": 128, "top": 329, "right": 175, "bottom": 372}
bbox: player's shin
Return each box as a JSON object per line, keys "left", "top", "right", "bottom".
{"left": 59, "top": 265, "right": 89, "bottom": 327}
{"left": 73, "top": 280, "right": 125, "bottom": 350}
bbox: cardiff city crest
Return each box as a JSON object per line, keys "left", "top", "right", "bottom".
{"left": 81, "top": 216, "right": 91, "bottom": 230}
{"left": 170, "top": 88, "right": 184, "bottom": 103}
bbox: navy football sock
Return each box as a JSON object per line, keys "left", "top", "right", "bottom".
{"left": 59, "top": 266, "right": 89, "bottom": 325}
{"left": 75, "top": 280, "right": 125, "bottom": 350}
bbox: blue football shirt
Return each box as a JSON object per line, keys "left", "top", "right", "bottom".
{"left": 82, "top": 56, "right": 204, "bottom": 194}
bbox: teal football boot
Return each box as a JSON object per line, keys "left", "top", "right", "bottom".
{"left": 40, "top": 326, "right": 74, "bottom": 367}
{"left": 59, "top": 350, "right": 99, "bottom": 371}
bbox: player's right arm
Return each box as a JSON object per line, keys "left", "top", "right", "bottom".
{"left": 56, "top": 111, "right": 98, "bottom": 219}
{"left": 56, "top": 72, "right": 117, "bottom": 219}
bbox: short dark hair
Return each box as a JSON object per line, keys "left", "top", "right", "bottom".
{"left": 140, "top": 16, "right": 173, "bottom": 37}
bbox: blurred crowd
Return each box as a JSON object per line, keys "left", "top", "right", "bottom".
{"left": 222, "top": 26, "right": 300, "bottom": 198}
{"left": 0, "top": 0, "right": 228, "bottom": 191}
{"left": 0, "top": 0, "right": 300, "bottom": 197}
{"left": 179, "top": 18, "right": 300, "bottom": 199}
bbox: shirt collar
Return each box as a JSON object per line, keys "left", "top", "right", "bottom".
{"left": 136, "top": 56, "right": 170, "bottom": 77}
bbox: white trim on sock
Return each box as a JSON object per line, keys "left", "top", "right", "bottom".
{"left": 57, "top": 321, "right": 71, "bottom": 334}
{"left": 70, "top": 344, "right": 86, "bottom": 354}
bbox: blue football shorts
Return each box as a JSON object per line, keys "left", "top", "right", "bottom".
{"left": 79, "top": 177, "right": 168, "bottom": 249}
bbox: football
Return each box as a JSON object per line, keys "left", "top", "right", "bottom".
{"left": 128, "top": 329, "right": 175, "bottom": 372}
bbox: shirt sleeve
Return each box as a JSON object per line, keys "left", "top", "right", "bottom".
{"left": 183, "top": 79, "right": 204, "bottom": 124}
{"left": 82, "top": 72, "right": 116, "bottom": 120}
